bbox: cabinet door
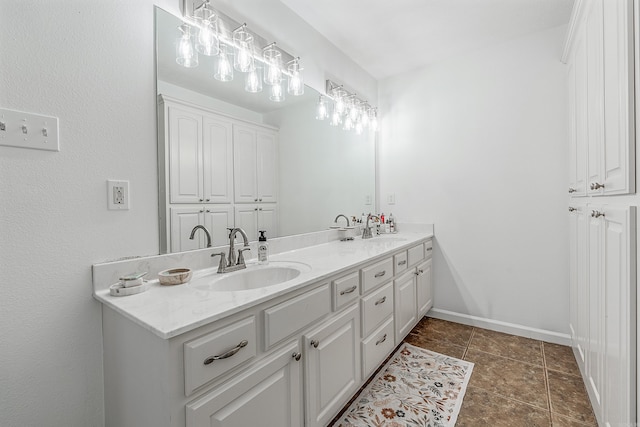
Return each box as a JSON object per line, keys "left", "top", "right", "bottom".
{"left": 601, "top": 0, "right": 635, "bottom": 195}
{"left": 203, "top": 115, "right": 233, "bottom": 203}
{"left": 569, "top": 205, "right": 588, "bottom": 366}
{"left": 233, "top": 125, "right": 258, "bottom": 203}
{"left": 234, "top": 205, "right": 258, "bottom": 242}
{"left": 416, "top": 258, "right": 433, "bottom": 318}
{"left": 587, "top": 204, "right": 604, "bottom": 419}
{"left": 169, "top": 106, "right": 203, "bottom": 204}
{"left": 573, "top": 24, "right": 589, "bottom": 196}
{"left": 394, "top": 270, "right": 418, "bottom": 344}
{"left": 256, "top": 130, "right": 278, "bottom": 203}
{"left": 186, "top": 341, "right": 303, "bottom": 427}
{"left": 203, "top": 206, "right": 234, "bottom": 248}
{"left": 602, "top": 205, "right": 635, "bottom": 426}
{"left": 586, "top": 0, "right": 605, "bottom": 196}
{"left": 304, "top": 303, "right": 360, "bottom": 427}
{"left": 170, "top": 207, "right": 204, "bottom": 252}
{"left": 258, "top": 204, "right": 278, "bottom": 240}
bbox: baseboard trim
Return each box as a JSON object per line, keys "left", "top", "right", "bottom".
{"left": 428, "top": 308, "right": 572, "bottom": 346}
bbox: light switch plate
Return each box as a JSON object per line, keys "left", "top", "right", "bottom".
{"left": 0, "top": 108, "right": 59, "bottom": 151}
{"left": 387, "top": 194, "right": 396, "bottom": 205}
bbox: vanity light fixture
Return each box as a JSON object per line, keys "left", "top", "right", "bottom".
{"left": 179, "top": 0, "right": 304, "bottom": 102}
{"left": 324, "top": 79, "right": 378, "bottom": 135}
{"left": 176, "top": 24, "right": 198, "bottom": 68}
{"left": 315, "top": 95, "right": 328, "bottom": 120}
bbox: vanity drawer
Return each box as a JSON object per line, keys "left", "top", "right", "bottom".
{"left": 425, "top": 240, "right": 433, "bottom": 259}
{"left": 184, "top": 316, "right": 257, "bottom": 396}
{"left": 361, "top": 257, "right": 393, "bottom": 294}
{"left": 362, "top": 317, "right": 395, "bottom": 378}
{"left": 333, "top": 271, "right": 360, "bottom": 311}
{"left": 361, "top": 282, "right": 394, "bottom": 337}
{"left": 394, "top": 252, "right": 408, "bottom": 275}
{"left": 407, "top": 244, "right": 425, "bottom": 267}
{"left": 264, "top": 283, "right": 331, "bottom": 350}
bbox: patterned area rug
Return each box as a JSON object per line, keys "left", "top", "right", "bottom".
{"left": 335, "top": 343, "right": 474, "bottom": 427}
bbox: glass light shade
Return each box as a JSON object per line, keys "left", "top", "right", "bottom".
{"left": 176, "top": 24, "right": 198, "bottom": 68}
{"left": 343, "top": 115, "right": 353, "bottom": 131}
{"left": 349, "top": 99, "right": 359, "bottom": 121}
{"left": 355, "top": 120, "right": 363, "bottom": 135}
{"left": 287, "top": 58, "right": 304, "bottom": 96}
{"left": 269, "top": 81, "right": 285, "bottom": 102}
{"left": 214, "top": 46, "right": 233, "bottom": 81}
{"left": 330, "top": 109, "right": 341, "bottom": 126}
{"left": 316, "top": 96, "right": 328, "bottom": 120}
{"left": 333, "top": 89, "right": 346, "bottom": 115}
{"left": 263, "top": 45, "right": 283, "bottom": 85}
{"left": 360, "top": 107, "right": 370, "bottom": 127}
{"left": 233, "top": 26, "right": 255, "bottom": 72}
{"left": 245, "top": 67, "right": 262, "bottom": 93}
{"left": 370, "top": 109, "right": 379, "bottom": 132}
{"left": 194, "top": 5, "right": 219, "bottom": 57}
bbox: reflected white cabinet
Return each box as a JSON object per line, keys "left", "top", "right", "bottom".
{"left": 304, "top": 303, "right": 360, "bottom": 427}
{"left": 233, "top": 124, "right": 278, "bottom": 204}
{"left": 170, "top": 206, "right": 234, "bottom": 252}
{"left": 185, "top": 341, "right": 303, "bottom": 427}
{"left": 566, "top": 0, "right": 634, "bottom": 197}
{"left": 234, "top": 204, "right": 278, "bottom": 242}
{"left": 166, "top": 102, "right": 234, "bottom": 204}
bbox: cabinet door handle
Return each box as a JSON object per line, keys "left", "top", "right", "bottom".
{"left": 591, "top": 210, "right": 605, "bottom": 218}
{"left": 590, "top": 182, "right": 605, "bottom": 190}
{"left": 254, "top": 198, "right": 258, "bottom": 202}
{"left": 310, "top": 340, "right": 319, "bottom": 348}
{"left": 199, "top": 209, "right": 205, "bottom": 213}
{"left": 340, "top": 285, "right": 357, "bottom": 295}
{"left": 259, "top": 198, "right": 263, "bottom": 202}
{"left": 568, "top": 188, "right": 577, "bottom": 193}
{"left": 375, "top": 334, "right": 387, "bottom": 346}
{"left": 568, "top": 207, "right": 577, "bottom": 212}
{"left": 415, "top": 269, "right": 424, "bottom": 276}
{"left": 203, "top": 340, "right": 248, "bottom": 365}
{"left": 205, "top": 198, "right": 210, "bottom": 202}
{"left": 375, "top": 296, "right": 387, "bottom": 306}
{"left": 397, "top": 260, "right": 407, "bottom": 266}
{"left": 199, "top": 198, "right": 204, "bottom": 202}
{"left": 426, "top": 247, "right": 432, "bottom": 252}
{"left": 259, "top": 208, "right": 263, "bottom": 211}
{"left": 292, "top": 352, "right": 302, "bottom": 361}
{"left": 374, "top": 271, "right": 386, "bottom": 278}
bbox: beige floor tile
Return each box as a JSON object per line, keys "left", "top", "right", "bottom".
{"left": 543, "top": 342, "right": 581, "bottom": 377}
{"left": 456, "top": 386, "right": 551, "bottom": 427}
{"left": 547, "top": 370, "right": 596, "bottom": 425}
{"left": 464, "top": 348, "right": 548, "bottom": 410}
{"left": 469, "top": 327, "right": 543, "bottom": 365}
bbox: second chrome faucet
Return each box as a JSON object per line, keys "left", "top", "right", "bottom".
{"left": 211, "top": 227, "right": 251, "bottom": 273}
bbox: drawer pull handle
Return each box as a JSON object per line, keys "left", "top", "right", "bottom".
{"left": 292, "top": 352, "right": 302, "bottom": 361}
{"left": 415, "top": 269, "right": 424, "bottom": 276}
{"left": 376, "top": 334, "right": 387, "bottom": 346}
{"left": 310, "top": 340, "right": 319, "bottom": 348}
{"left": 203, "top": 340, "right": 248, "bottom": 365}
{"left": 375, "top": 296, "right": 387, "bottom": 306}
{"left": 397, "top": 260, "right": 407, "bottom": 266}
{"left": 374, "top": 271, "right": 386, "bottom": 278}
{"left": 426, "top": 247, "right": 432, "bottom": 251}
{"left": 340, "top": 285, "right": 357, "bottom": 295}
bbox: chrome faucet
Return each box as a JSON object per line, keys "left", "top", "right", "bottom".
{"left": 211, "top": 227, "right": 251, "bottom": 273}
{"left": 362, "top": 214, "right": 380, "bottom": 239}
{"left": 334, "top": 214, "right": 350, "bottom": 227}
{"left": 189, "top": 225, "right": 212, "bottom": 248}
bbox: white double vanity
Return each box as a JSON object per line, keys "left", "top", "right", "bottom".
{"left": 93, "top": 226, "right": 433, "bottom": 427}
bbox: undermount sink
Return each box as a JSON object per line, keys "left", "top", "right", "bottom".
{"left": 189, "top": 262, "right": 311, "bottom": 292}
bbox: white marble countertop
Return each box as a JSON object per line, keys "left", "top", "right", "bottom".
{"left": 93, "top": 230, "right": 433, "bottom": 339}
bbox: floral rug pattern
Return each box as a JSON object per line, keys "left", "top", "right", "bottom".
{"left": 336, "top": 343, "right": 473, "bottom": 427}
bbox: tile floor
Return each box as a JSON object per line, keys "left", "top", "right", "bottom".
{"left": 330, "top": 317, "right": 596, "bottom": 427}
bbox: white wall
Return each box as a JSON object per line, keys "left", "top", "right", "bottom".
{"left": 0, "top": 1, "right": 376, "bottom": 426}
{"left": 378, "top": 25, "right": 570, "bottom": 335}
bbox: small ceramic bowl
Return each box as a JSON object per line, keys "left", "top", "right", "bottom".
{"left": 158, "top": 268, "right": 192, "bottom": 286}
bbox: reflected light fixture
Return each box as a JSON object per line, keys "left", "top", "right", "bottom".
{"left": 263, "top": 43, "right": 283, "bottom": 86}
{"left": 269, "top": 80, "right": 285, "bottom": 102}
{"left": 176, "top": 24, "right": 198, "bottom": 68}
{"left": 287, "top": 57, "right": 304, "bottom": 96}
{"left": 245, "top": 66, "right": 263, "bottom": 93}
{"left": 324, "top": 79, "right": 378, "bottom": 135}
{"left": 316, "top": 95, "right": 328, "bottom": 120}
{"left": 214, "top": 45, "right": 233, "bottom": 81}
{"left": 233, "top": 24, "right": 255, "bottom": 72}
{"left": 194, "top": 1, "right": 219, "bottom": 56}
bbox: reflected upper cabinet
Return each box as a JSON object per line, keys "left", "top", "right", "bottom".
{"left": 565, "top": 0, "right": 635, "bottom": 197}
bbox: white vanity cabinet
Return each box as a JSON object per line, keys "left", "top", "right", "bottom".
{"left": 233, "top": 124, "right": 278, "bottom": 204}
{"left": 234, "top": 203, "right": 278, "bottom": 242}
{"left": 100, "top": 236, "right": 434, "bottom": 427}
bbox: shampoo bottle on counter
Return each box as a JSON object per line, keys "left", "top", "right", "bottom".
{"left": 258, "top": 230, "right": 269, "bottom": 264}
{"left": 389, "top": 213, "right": 396, "bottom": 233}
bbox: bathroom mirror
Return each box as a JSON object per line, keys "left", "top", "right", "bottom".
{"left": 155, "top": 7, "right": 376, "bottom": 253}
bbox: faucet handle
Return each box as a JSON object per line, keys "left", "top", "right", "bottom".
{"left": 211, "top": 252, "right": 227, "bottom": 272}
{"left": 237, "top": 247, "right": 251, "bottom": 265}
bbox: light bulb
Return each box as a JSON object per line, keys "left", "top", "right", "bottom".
{"left": 343, "top": 115, "right": 353, "bottom": 131}
{"left": 316, "top": 96, "right": 328, "bottom": 120}
{"left": 330, "top": 109, "right": 341, "bottom": 126}
{"left": 233, "top": 25, "right": 255, "bottom": 72}
{"left": 196, "top": 20, "right": 219, "bottom": 56}
{"left": 287, "top": 58, "right": 304, "bottom": 96}
{"left": 355, "top": 120, "right": 363, "bottom": 135}
{"left": 334, "top": 90, "right": 345, "bottom": 115}
{"left": 269, "top": 81, "right": 285, "bottom": 102}
{"left": 176, "top": 24, "right": 198, "bottom": 68}
{"left": 245, "top": 68, "right": 262, "bottom": 93}
{"left": 370, "top": 110, "right": 378, "bottom": 132}
{"left": 263, "top": 44, "right": 283, "bottom": 85}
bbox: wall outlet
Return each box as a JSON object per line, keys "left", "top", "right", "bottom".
{"left": 107, "top": 180, "right": 129, "bottom": 210}
{"left": 387, "top": 194, "right": 396, "bottom": 205}
{"left": 365, "top": 195, "right": 372, "bottom": 205}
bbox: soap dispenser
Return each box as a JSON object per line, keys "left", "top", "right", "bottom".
{"left": 258, "top": 230, "right": 269, "bottom": 264}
